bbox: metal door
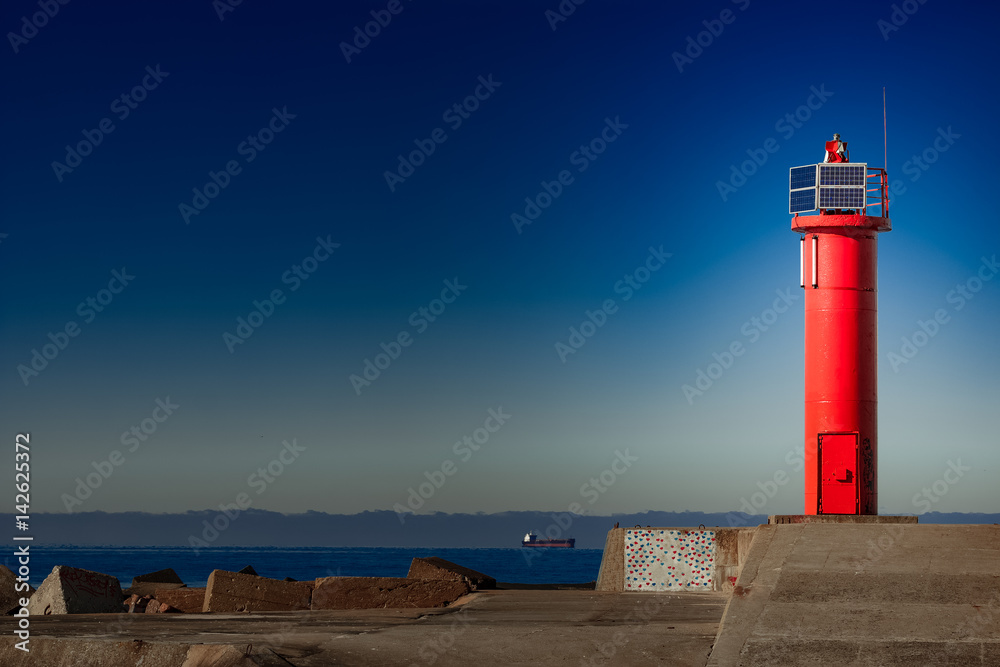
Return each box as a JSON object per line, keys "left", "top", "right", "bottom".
{"left": 818, "top": 432, "right": 858, "bottom": 514}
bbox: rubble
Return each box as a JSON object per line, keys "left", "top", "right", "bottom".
{"left": 203, "top": 571, "right": 312, "bottom": 612}
{"left": 407, "top": 556, "right": 496, "bottom": 590}
{"left": 311, "top": 576, "right": 470, "bottom": 610}
{"left": 26, "top": 566, "right": 122, "bottom": 615}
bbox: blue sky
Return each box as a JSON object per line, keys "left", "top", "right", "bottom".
{"left": 1, "top": 0, "right": 997, "bottom": 524}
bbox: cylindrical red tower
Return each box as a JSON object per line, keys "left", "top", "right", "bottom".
{"left": 789, "top": 144, "right": 890, "bottom": 515}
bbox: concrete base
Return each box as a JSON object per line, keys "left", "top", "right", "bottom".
{"left": 596, "top": 526, "right": 757, "bottom": 592}
{"left": 769, "top": 514, "right": 918, "bottom": 524}
{"left": 708, "top": 523, "right": 1000, "bottom": 666}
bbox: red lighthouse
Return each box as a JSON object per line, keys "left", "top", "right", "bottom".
{"left": 789, "top": 135, "right": 890, "bottom": 515}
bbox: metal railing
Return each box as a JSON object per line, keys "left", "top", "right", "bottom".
{"left": 865, "top": 167, "right": 889, "bottom": 218}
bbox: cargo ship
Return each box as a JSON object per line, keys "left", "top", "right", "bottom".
{"left": 521, "top": 532, "right": 575, "bottom": 548}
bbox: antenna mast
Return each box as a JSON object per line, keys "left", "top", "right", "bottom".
{"left": 883, "top": 87, "right": 888, "bottom": 169}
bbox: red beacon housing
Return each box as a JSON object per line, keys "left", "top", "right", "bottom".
{"left": 788, "top": 135, "right": 890, "bottom": 515}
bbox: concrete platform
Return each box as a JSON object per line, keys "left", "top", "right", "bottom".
{"left": 768, "top": 514, "right": 918, "bottom": 525}
{"left": 0, "top": 589, "right": 729, "bottom": 666}
{"left": 708, "top": 523, "right": 1000, "bottom": 666}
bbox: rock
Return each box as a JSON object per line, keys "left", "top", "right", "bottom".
{"left": 236, "top": 565, "right": 258, "bottom": 576}
{"left": 0, "top": 565, "right": 33, "bottom": 615}
{"left": 123, "top": 594, "right": 151, "bottom": 613}
{"left": 125, "top": 568, "right": 186, "bottom": 597}
{"left": 145, "top": 599, "right": 180, "bottom": 614}
{"left": 311, "top": 577, "right": 471, "bottom": 610}
{"left": 407, "top": 557, "right": 496, "bottom": 590}
{"left": 203, "top": 571, "right": 312, "bottom": 613}
{"left": 283, "top": 577, "right": 297, "bottom": 582}
{"left": 27, "top": 566, "right": 122, "bottom": 615}
{"left": 132, "top": 567, "right": 184, "bottom": 586}
{"left": 126, "top": 581, "right": 186, "bottom": 597}
{"left": 154, "top": 587, "right": 205, "bottom": 613}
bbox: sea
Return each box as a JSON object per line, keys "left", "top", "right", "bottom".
{"left": 14, "top": 546, "right": 604, "bottom": 589}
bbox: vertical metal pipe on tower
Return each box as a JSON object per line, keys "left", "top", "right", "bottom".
{"left": 788, "top": 139, "right": 891, "bottom": 515}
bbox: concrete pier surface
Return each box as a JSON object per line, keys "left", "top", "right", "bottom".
{"left": 3, "top": 522, "right": 997, "bottom": 665}
{"left": 0, "top": 589, "right": 729, "bottom": 666}
{"left": 708, "top": 523, "right": 1000, "bottom": 666}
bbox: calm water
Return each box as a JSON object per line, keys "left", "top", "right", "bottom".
{"left": 14, "top": 546, "right": 603, "bottom": 588}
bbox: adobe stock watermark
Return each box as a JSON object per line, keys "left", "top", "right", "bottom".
{"left": 852, "top": 522, "right": 907, "bottom": 572}
{"left": 877, "top": 0, "right": 929, "bottom": 41}
{"left": 510, "top": 116, "right": 628, "bottom": 234}
{"left": 384, "top": 75, "right": 502, "bottom": 192}
{"left": 7, "top": 0, "right": 72, "bottom": 54}
{"left": 178, "top": 106, "right": 296, "bottom": 224}
{"left": 683, "top": 287, "right": 797, "bottom": 404}
{"left": 725, "top": 447, "right": 804, "bottom": 526}
{"left": 887, "top": 254, "right": 996, "bottom": 372}
{"left": 51, "top": 65, "right": 170, "bottom": 182}
{"left": 409, "top": 607, "right": 475, "bottom": 665}
{"left": 672, "top": 0, "right": 751, "bottom": 73}
{"left": 340, "top": 0, "right": 413, "bottom": 63}
{"left": 349, "top": 278, "right": 467, "bottom": 395}
{"left": 523, "top": 449, "right": 638, "bottom": 566}
{"left": 213, "top": 0, "right": 244, "bottom": 21}
{"left": 956, "top": 589, "right": 1000, "bottom": 639}
{"left": 555, "top": 246, "right": 671, "bottom": 363}
{"left": 393, "top": 407, "right": 511, "bottom": 523}
{"left": 912, "top": 459, "right": 971, "bottom": 514}
{"left": 579, "top": 593, "right": 673, "bottom": 666}
{"left": 61, "top": 397, "right": 179, "bottom": 512}
{"left": 544, "top": 0, "right": 587, "bottom": 31}
{"left": 188, "top": 438, "right": 306, "bottom": 553}
{"left": 855, "top": 459, "right": 972, "bottom": 571}
{"left": 223, "top": 236, "right": 340, "bottom": 353}
{"left": 716, "top": 85, "right": 833, "bottom": 202}
{"left": 887, "top": 126, "right": 960, "bottom": 200}
{"left": 16, "top": 267, "right": 135, "bottom": 386}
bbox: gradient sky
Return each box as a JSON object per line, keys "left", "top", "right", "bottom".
{"left": 2, "top": 0, "right": 998, "bottom": 524}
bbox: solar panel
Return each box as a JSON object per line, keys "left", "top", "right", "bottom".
{"left": 818, "top": 187, "right": 865, "bottom": 209}
{"left": 819, "top": 164, "right": 866, "bottom": 186}
{"left": 790, "top": 162, "right": 868, "bottom": 213}
{"left": 790, "top": 189, "right": 817, "bottom": 213}
{"left": 789, "top": 164, "right": 818, "bottom": 213}
{"left": 790, "top": 165, "right": 816, "bottom": 190}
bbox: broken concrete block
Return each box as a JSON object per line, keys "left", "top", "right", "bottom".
{"left": 27, "top": 566, "right": 122, "bottom": 615}
{"left": 145, "top": 599, "right": 180, "bottom": 613}
{"left": 311, "top": 577, "right": 470, "bottom": 610}
{"left": 132, "top": 567, "right": 184, "bottom": 585}
{"left": 127, "top": 568, "right": 184, "bottom": 593}
{"left": 0, "top": 565, "right": 33, "bottom": 615}
{"left": 123, "top": 594, "right": 151, "bottom": 613}
{"left": 127, "top": 581, "right": 186, "bottom": 597}
{"left": 154, "top": 587, "right": 205, "bottom": 613}
{"left": 203, "top": 570, "right": 312, "bottom": 613}
{"left": 125, "top": 567, "right": 186, "bottom": 597}
{"left": 236, "top": 565, "right": 258, "bottom": 576}
{"left": 407, "top": 557, "right": 496, "bottom": 590}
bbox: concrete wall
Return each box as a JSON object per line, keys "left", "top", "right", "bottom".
{"left": 596, "top": 526, "right": 757, "bottom": 593}
{"left": 707, "top": 522, "right": 1000, "bottom": 666}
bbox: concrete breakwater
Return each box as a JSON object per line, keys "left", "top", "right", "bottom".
{"left": 4, "top": 556, "right": 495, "bottom": 619}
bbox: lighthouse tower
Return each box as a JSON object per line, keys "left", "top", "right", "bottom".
{"left": 788, "top": 135, "right": 891, "bottom": 515}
